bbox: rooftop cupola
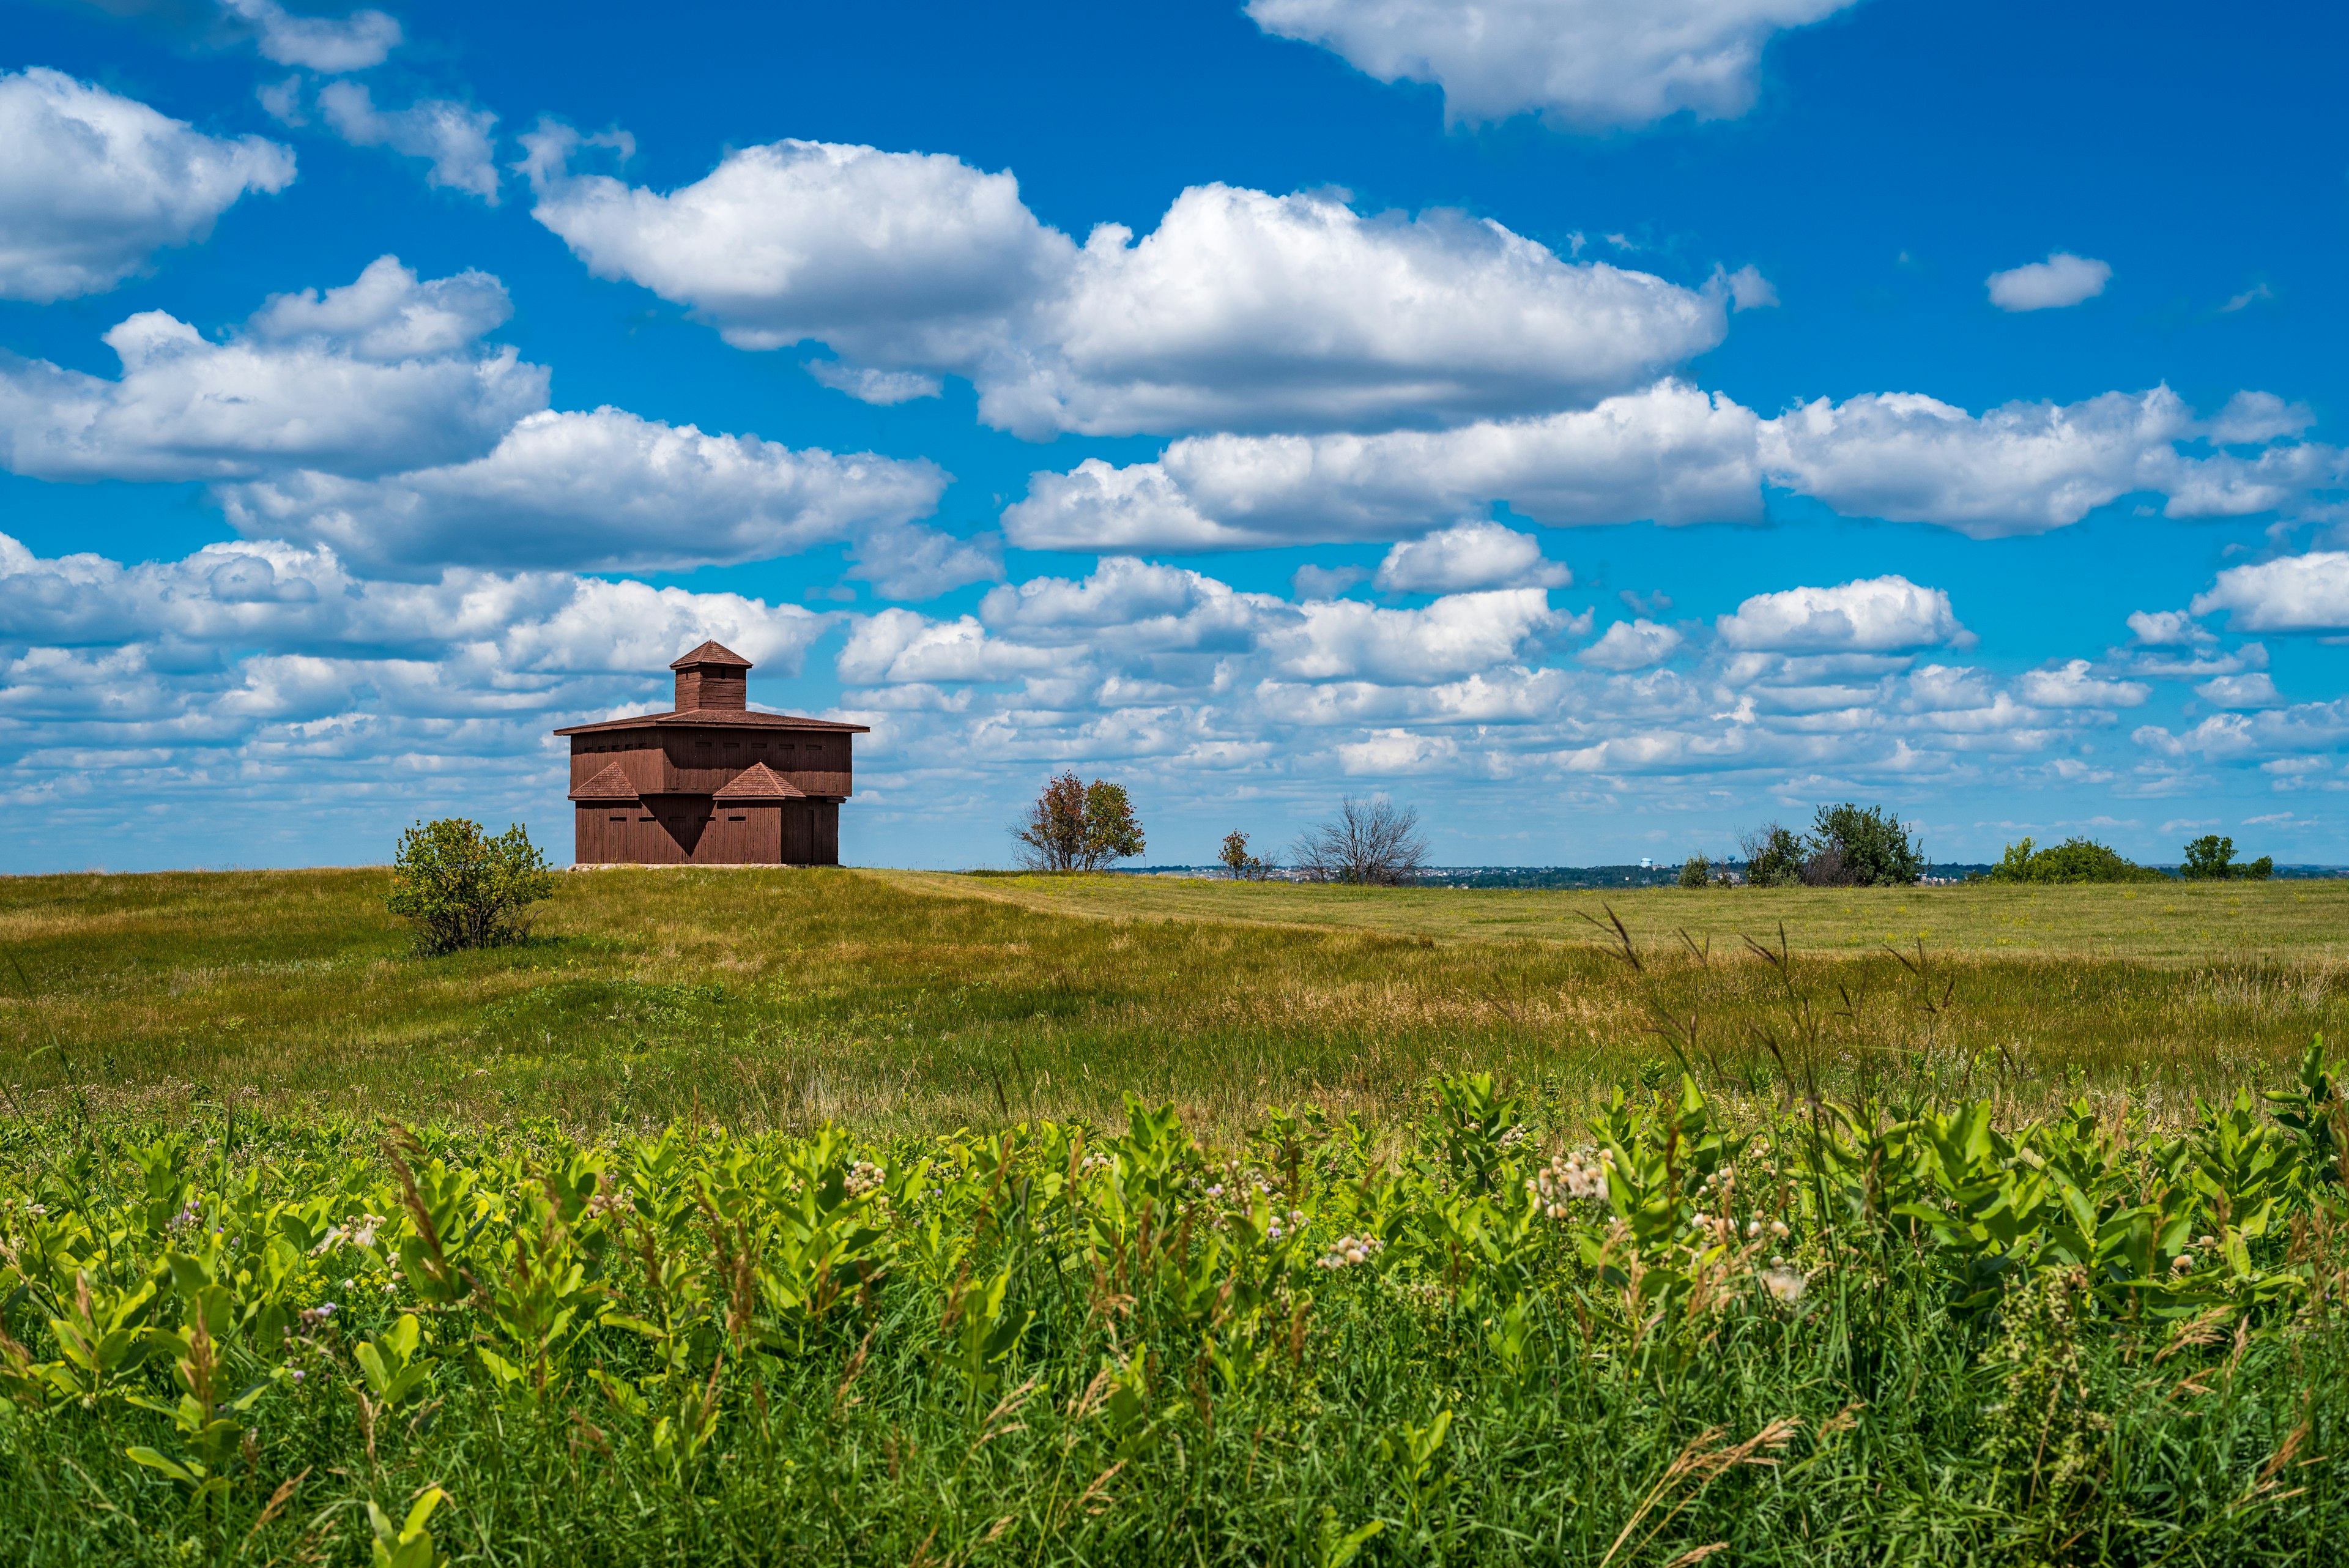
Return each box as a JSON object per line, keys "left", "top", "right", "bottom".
{"left": 670, "top": 640, "right": 752, "bottom": 712}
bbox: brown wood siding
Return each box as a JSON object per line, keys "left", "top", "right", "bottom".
{"left": 576, "top": 800, "right": 840, "bottom": 866}
{"left": 655, "top": 730, "right": 854, "bottom": 798}
{"left": 569, "top": 735, "right": 850, "bottom": 799}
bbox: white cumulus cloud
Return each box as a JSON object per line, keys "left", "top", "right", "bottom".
{"left": 2191, "top": 551, "right": 2349, "bottom": 631}
{"left": 524, "top": 131, "right": 1067, "bottom": 366}
{"left": 1716, "top": 576, "right": 1964, "bottom": 653}
{"left": 2016, "top": 660, "right": 2148, "bottom": 708}
{"left": 2195, "top": 673, "right": 2282, "bottom": 708}
{"left": 1374, "top": 521, "right": 1570, "bottom": 593}
{"left": 1986, "top": 251, "right": 2112, "bottom": 311}
{"left": 1261, "top": 590, "right": 1563, "bottom": 683}
{"left": 1757, "top": 386, "right": 2304, "bottom": 538}
{"left": 217, "top": 406, "right": 952, "bottom": 577}
{"left": 836, "top": 611, "right": 1059, "bottom": 685}
{"left": 1004, "top": 382, "right": 1763, "bottom": 549}
{"left": 805, "top": 362, "right": 943, "bottom": 405}
{"left": 979, "top": 557, "right": 1213, "bottom": 631}
{"left": 319, "top": 83, "right": 500, "bottom": 203}
{"left": 1244, "top": 0, "right": 1860, "bottom": 129}
{"left": 2125, "top": 609, "right": 2213, "bottom": 647}
{"left": 522, "top": 133, "right": 1728, "bottom": 438}
{"left": 0, "top": 256, "right": 544, "bottom": 481}
{"left": 1578, "top": 619, "right": 1684, "bottom": 671}
{"left": 0, "top": 68, "right": 295, "bottom": 302}
{"left": 1006, "top": 382, "right": 2334, "bottom": 551}
{"left": 220, "top": 0, "right": 403, "bottom": 72}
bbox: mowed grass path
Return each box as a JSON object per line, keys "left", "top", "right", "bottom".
{"left": 2, "top": 866, "right": 2342, "bottom": 1135}
{"left": 900, "top": 868, "right": 2349, "bottom": 962}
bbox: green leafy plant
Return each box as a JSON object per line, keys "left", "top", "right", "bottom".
{"left": 368, "top": 1487, "right": 451, "bottom": 1568}
{"left": 386, "top": 818, "right": 555, "bottom": 955}
{"left": 4, "top": 1040, "right": 2349, "bottom": 1561}
{"left": 354, "top": 1313, "right": 434, "bottom": 1409}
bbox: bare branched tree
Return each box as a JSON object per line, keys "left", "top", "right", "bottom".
{"left": 1289, "top": 797, "right": 1428, "bottom": 886}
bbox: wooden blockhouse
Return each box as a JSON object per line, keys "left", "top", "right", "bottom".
{"left": 554, "top": 642, "right": 867, "bottom": 865}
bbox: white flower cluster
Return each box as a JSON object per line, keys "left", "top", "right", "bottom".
{"left": 310, "top": 1211, "right": 387, "bottom": 1254}
{"left": 1266, "top": 1208, "right": 1307, "bottom": 1243}
{"left": 1317, "top": 1233, "right": 1384, "bottom": 1269}
{"left": 1761, "top": 1266, "right": 1808, "bottom": 1304}
{"left": 1527, "top": 1149, "right": 1609, "bottom": 1218}
{"left": 844, "top": 1160, "right": 886, "bottom": 1198}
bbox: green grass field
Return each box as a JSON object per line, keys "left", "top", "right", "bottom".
{"left": 3, "top": 867, "right": 2343, "bottom": 1135}
{"left": 4, "top": 866, "right": 2348, "bottom": 1565}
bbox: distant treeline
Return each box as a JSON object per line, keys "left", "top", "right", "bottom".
{"left": 1113, "top": 862, "right": 2345, "bottom": 887}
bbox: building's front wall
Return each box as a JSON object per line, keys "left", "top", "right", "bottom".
{"left": 573, "top": 798, "right": 839, "bottom": 866}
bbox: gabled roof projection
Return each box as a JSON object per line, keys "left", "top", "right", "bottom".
{"left": 712, "top": 762, "right": 806, "bottom": 801}
{"left": 566, "top": 761, "right": 640, "bottom": 801}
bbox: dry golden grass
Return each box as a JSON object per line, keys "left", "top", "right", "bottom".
{"left": 899, "top": 869, "right": 2349, "bottom": 963}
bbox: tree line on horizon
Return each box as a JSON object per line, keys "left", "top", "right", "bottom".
{"left": 1006, "top": 773, "right": 2282, "bottom": 891}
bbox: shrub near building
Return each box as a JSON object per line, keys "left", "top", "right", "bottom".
{"left": 386, "top": 818, "right": 556, "bottom": 954}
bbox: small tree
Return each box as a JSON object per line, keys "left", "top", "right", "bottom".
{"left": 1012, "top": 772, "right": 1146, "bottom": 872}
{"left": 1807, "top": 802, "right": 1923, "bottom": 887}
{"left": 1290, "top": 797, "right": 1428, "bottom": 886}
{"left": 1678, "top": 852, "right": 1714, "bottom": 888}
{"left": 1219, "top": 830, "right": 1272, "bottom": 881}
{"left": 2181, "top": 834, "right": 2273, "bottom": 881}
{"left": 387, "top": 819, "right": 556, "bottom": 956}
{"left": 1739, "top": 823, "right": 1806, "bottom": 887}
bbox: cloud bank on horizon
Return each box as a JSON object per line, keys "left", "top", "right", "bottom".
{"left": 0, "top": 0, "right": 2343, "bottom": 871}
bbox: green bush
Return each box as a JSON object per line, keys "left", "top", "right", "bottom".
{"left": 1809, "top": 801, "right": 1923, "bottom": 886}
{"left": 1739, "top": 804, "right": 1922, "bottom": 886}
{"left": 1737, "top": 823, "right": 1806, "bottom": 886}
{"left": 1987, "top": 835, "right": 2168, "bottom": 885}
{"left": 1677, "top": 852, "right": 1714, "bottom": 888}
{"left": 386, "top": 817, "right": 557, "bottom": 954}
{"left": 2183, "top": 833, "right": 2274, "bottom": 881}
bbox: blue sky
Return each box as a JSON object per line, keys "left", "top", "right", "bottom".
{"left": 1, "top": 0, "right": 2344, "bottom": 872}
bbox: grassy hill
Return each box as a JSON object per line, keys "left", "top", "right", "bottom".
{"left": 4, "top": 865, "right": 2342, "bottom": 1135}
